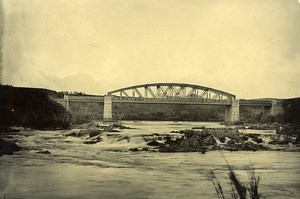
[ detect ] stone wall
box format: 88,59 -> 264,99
69,101 -> 104,124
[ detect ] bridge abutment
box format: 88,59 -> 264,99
63,94 -> 70,112
103,96 -> 113,121
263,100 -> 283,117
225,99 -> 240,123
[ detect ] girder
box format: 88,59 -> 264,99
187,88 -> 196,98
134,88 -> 143,98
147,86 -> 157,98
57,94 -> 274,108
107,83 -> 236,104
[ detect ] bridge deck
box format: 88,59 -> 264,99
58,95 -> 273,106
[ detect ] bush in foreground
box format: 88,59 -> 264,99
199,163 -> 261,199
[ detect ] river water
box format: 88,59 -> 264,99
0,121 -> 299,199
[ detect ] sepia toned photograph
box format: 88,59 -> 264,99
0,0 -> 300,198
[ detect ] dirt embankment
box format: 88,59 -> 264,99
0,85 -> 71,129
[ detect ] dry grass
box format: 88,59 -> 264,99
198,162 -> 262,199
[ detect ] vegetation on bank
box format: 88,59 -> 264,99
0,85 -> 71,129
242,98 -> 300,134
252,99 -> 300,142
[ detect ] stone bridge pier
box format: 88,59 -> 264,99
224,99 -> 240,123
103,96 -> 113,121
263,100 -> 283,117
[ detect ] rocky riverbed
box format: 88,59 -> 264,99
157,128 -> 299,152
1,121 -> 299,199
60,122 -> 300,153
1,122 -> 299,157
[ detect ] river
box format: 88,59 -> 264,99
0,121 -> 299,199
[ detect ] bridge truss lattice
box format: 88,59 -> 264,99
107,83 -> 236,105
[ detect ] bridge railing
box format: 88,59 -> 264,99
67,95 -> 104,102
111,95 -> 232,104
239,99 -> 272,106
56,94 -> 274,106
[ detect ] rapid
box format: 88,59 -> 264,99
0,121 -> 299,199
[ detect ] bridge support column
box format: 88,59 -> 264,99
225,99 -> 240,123
63,94 -> 70,112
263,100 -> 283,116
103,96 -> 113,121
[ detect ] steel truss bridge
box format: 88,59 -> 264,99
55,83 -> 279,122
107,83 -> 272,106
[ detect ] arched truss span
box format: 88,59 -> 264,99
107,83 -> 235,104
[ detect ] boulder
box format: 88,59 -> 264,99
219,137 -> 226,143
65,131 -> 84,137
147,140 -> 161,146
72,122 -> 99,129
158,128 -> 272,152
129,148 -> 139,152
241,135 -> 249,141
192,126 -> 206,130
268,139 -> 289,145
84,135 -> 102,144
66,129 -> 103,137
202,134 -> 217,145
181,129 -> 198,138
247,134 -> 259,139
111,124 -> 132,129
252,137 -> 264,144
88,129 -> 103,137
183,130 -> 216,145
164,136 -> 183,146
241,142 -> 268,151
210,128 -> 240,140
159,145 -> 177,152
159,129 -> 217,152
227,139 -> 236,145
142,147 -> 149,151
0,138 -> 21,156
37,150 -> 51,154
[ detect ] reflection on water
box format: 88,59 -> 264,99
0,121 -> 299,199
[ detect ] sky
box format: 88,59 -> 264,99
1,0 -> 300,99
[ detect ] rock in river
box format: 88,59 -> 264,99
37,150 -> 51,154
66,129 -> 103,137
84,135 -> 102,144
0,138 -> 21,156
147,140 -> 162,146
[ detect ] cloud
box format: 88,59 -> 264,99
37,72 -> 105,95
2,0 -> 300,98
